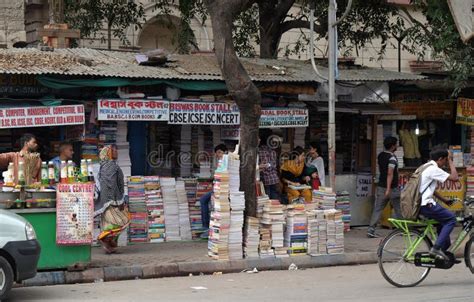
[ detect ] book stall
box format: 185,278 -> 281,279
0,104 -> 94,270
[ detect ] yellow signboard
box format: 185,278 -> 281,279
456,98 -> 474,126
436,169 -> 466,211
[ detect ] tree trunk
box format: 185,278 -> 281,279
204,0 -> 261,217
259,30 -> 281,59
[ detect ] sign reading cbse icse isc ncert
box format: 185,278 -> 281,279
98,99 -> 169,121
168,101 -> 240,125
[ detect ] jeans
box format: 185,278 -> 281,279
419,203 -> 456,251
200,191 -> 212,229
264,184 -> 281,201
368,187 -> 402,232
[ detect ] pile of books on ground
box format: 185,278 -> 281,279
335,191 -> 351,232
176,180 -> 192,240
285,204 -> 308,256
161,177 -> 181,241
208,172 -> 231,260
229,156 -> 245,260
326,209 -> 344,254
181,178 -> 205,239
262,200 -> 287,258
128,176 -> 148,243
243,216 -> 260,258
312,188 -> 336,209
145,176 -> 165,243
259,224 -> 274,258
307,209 -> 344,255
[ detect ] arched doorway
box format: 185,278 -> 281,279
137,15 -> 197,53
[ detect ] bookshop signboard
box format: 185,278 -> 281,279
456,98 -> 474,126
260,108 -> 308,128
98,99 -> 169,121
0,105 -> 85,129
56,183 -> 94,245
169,101 -> 240,125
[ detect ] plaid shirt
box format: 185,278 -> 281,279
258,145 -> 280,186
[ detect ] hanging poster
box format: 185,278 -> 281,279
456,98 -> 474,126
260,108 -> 308,128
0,105 -> 85,129
56,183 -> 94,245
169,101 -> 240,125
356,173 -> 372,198
98,99 -> 169,121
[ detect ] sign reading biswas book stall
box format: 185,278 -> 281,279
0,105 -> 85,128
98,99 -> 169,121
56,183 -> 94,245
169,101 -> 240,125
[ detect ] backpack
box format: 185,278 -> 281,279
400,163 -> 434,220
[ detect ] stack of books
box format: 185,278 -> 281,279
176,180 -> 192,240
326,209 -> 345,254
161,177 -> 181,241
243,216 -> 260,258
394,146 -> 405,169
259,225 -> 274,258
128,176 -> 148,243
261,200 -> 286,257
335,191 -> 351,232
450,145 -> 464,167
312,188 -> 336,210
285,204 -> 308,256
181,178 -> 205,239
257,195 -> 270,219
99,121 -> 118,146
467,167 -> 474,197
208,172 -> 231,260
229,156 -> 245,260
145,176 -> 165,243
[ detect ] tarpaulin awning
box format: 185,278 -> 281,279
36,76 -> 228,91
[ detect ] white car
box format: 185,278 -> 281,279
0,210 -> 41,300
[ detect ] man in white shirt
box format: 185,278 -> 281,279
419,148 -> 458,260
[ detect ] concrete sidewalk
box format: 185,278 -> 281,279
20,227 -> 468,287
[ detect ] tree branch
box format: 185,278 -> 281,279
400,7 -> 431,37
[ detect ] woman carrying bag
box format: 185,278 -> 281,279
94,145 -> 129,254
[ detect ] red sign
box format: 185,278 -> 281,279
0,105 -> 85,129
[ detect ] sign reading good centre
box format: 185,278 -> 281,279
0,105 -> 85,129
98,99 -> 169,121
260,108 -> 308,128
169,101 -> 240,125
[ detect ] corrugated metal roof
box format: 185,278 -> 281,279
0,48 -> 425,83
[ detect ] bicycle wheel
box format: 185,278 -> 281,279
378,229 -> 432,287
465,236 -> 474,274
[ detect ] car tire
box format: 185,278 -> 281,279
0,255 -> 14,300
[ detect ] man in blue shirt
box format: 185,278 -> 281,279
51,141 -> 74,182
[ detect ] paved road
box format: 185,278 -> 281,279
5,264 -> 473,302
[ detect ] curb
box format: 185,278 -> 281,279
19,252 -> 379,287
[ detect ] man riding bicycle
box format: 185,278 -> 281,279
419,147 -> 458,260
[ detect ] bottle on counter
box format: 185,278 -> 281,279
87,159 -> 94,182
60,160 -> 67,184
80,159 -> 88,182
41,161 -> 48,185
18,159 -> 25,186
48,161 -> 55,186
6,162 -> 14,186
67,160 -> 75,183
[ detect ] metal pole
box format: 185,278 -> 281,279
328,0 -> 337,190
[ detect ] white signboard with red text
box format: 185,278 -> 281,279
169,101 -> 240,125
97,99 -> 169,121
259,108 -> 308,128
0,105 -> 85,129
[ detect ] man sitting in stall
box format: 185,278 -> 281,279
51,141 -> 75,182
0,133 -> 42,185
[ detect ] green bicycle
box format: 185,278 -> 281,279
377,197 -> 474,287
